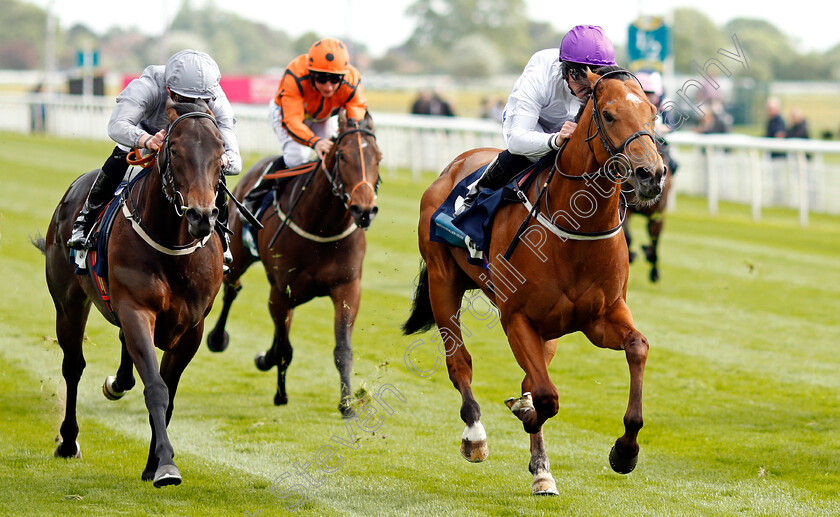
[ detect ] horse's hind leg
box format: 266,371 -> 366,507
206,279 -> 243,352
427,259 -> 487,462
53,299 -> 91,459
642,213 -> 663,282
103,329 -> 135,400
329,281 -> 360,418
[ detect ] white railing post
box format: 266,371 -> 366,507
707,146 -> 718,216
798,151 -> 809,227
750,148 -> 762,221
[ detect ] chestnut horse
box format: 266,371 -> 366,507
403,69 -> 665,495
206,111 -> 380,417
622,138 -> 673,282
36,100 -> 225,486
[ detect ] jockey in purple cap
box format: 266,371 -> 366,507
456,25 -> 617,215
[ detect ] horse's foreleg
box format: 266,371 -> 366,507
329,281 -> 360,419
426,262 -> 486,462
206,280 -> 243,352
643,213 -> 663,282
119,309 -> 178,486
586,305 -> 648,474
103,329 -> 135,400
53,300 -> 91,459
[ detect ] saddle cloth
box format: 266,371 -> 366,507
429,154 -> 551,267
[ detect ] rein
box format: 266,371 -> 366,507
267,126 -> 378,247
122,111 -> 221,256
504,70 -> 647,259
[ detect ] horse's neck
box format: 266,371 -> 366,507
292,164 -> 352,231
550,137 -> 622,231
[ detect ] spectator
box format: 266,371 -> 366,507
787,108 -> 809,139
765,97 -> 786,159
411,89 -> 454,116
697,103 -> 730,134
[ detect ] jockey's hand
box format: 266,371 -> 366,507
141,129 -> 166,152
220,154 -> 230,171
314,139 -> 333,160
554,121 -> 577,146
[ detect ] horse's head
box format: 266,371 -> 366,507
324,110 -> 381,229
585,69 -> 666,205
161,98 -> 225,239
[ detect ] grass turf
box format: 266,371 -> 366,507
1,131 -> 839,516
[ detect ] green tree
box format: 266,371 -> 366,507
0,0 -> 47,69
672,8 -> 727,74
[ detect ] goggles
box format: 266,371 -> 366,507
312,72 -> 343,85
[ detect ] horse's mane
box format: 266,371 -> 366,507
170,99 -> 210,116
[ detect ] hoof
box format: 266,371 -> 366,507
102,376 -> 126,401
153,464 -> 182,488
504,392 -> 534,419
609,443 -> 638,474
460,422 -> 489,463
54,440 -> 81,459
255,352 -> 273,371
650,267 -> 660,283
274,392 -> 288,406
532,471 -> 559,496
339,404 -> 355,419
206,328 -> 229,352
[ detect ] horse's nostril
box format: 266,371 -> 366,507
635,167 -> 651,181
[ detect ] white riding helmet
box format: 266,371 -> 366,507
164,49 -> 220,100
636,70 -> 664,97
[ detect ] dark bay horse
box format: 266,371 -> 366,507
36,99 -> 225,487
206,111 -> 380,417
403,69 -> 665,495
621,137 -> 673,282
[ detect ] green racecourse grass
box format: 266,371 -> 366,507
1,131 -> 840,516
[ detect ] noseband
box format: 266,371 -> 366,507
157,111 -> 220,216
321,127 -> 379,210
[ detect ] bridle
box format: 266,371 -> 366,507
506,69 -> 657,256
321,126 -> 380,210
156,111 -> 220,217
121,110 -> 222,255
556,69 -> 656,183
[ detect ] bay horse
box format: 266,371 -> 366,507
206,111 -> 380,417
403,69 -> 665,495
35,99 -> 225,487
621,153 -> 672,283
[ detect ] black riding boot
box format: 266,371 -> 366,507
67,147 -> 129,250
242,156 -> 284,217
215,179 -> 233,265
455,150 -> 529,216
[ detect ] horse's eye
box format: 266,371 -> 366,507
603,111 -> 615,123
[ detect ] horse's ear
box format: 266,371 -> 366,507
165,97 -> 178,123
196,98 -> 214,117
361,111 -> 374,131
586,69 -> 601,88
338,109 -> 348,131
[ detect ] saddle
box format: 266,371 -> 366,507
239,158 -> 320,258
71,169 -> 152,322
430,153 -> 551,267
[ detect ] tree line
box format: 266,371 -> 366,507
2,0 -> 838,81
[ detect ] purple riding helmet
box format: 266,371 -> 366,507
559,25 -> 616,67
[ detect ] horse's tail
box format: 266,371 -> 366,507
30,232 -> 46,255
402,260 -> 436,335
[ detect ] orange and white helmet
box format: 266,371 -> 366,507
307,38 -> 350,75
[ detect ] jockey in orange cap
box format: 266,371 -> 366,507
270,38 -> 368,168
